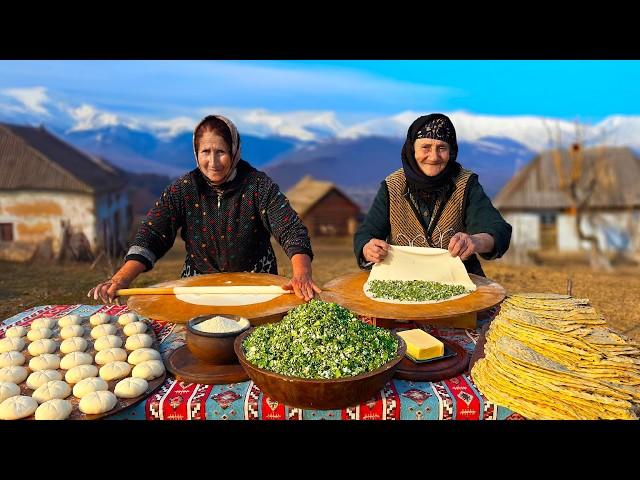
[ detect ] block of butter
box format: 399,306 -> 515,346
397,329 -> 444,361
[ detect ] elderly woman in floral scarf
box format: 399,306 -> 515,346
90,115 -> 320,303
354,113 -> 512,276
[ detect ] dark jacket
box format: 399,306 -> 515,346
353,174 -> 511,276
126,160 -> 313,277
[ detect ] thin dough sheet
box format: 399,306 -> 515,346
364,245 -> 477,304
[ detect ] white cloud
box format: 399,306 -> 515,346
147,116 -> 196,139
1,86 -> 50,115
65,103 -> 135,132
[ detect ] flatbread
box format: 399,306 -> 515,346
363,245 -> 476,304
173,285 -> 285,306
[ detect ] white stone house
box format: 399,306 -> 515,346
494,147 -> 640,257
0,123 -> 131,261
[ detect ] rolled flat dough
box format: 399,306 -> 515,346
173,285 -> 286,306
364,245 -> 477,305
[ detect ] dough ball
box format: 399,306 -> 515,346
31,380 -> 71,404
28,354 -> 61,371
91,324 -> 117,339
60,325 -> 85,340
127,348 -> 161,365
131,360 -> 165,381
125,334 -> 153,351
117,312 -> 139,326
60,352 -> 93,370
99,361 -> 131,381
26,370 -> 63,390
0,381 -> 21,403
0,337 -> 25,354
27,328 -> 53,341
89,312 -> 112,326
27,339 -> 58,356
79,390 -> 117,414
0,351 -> 25,368
0,366 -> 28,384
123,321 -> 147,336
114,377 -> 148,399
94,335 -> 123,351
95,348 -> 127,365
65,364 -> 99,384
31,318 -> 57,330
35,398 -> 73,420
72,377 -> 108,398
58,314 -> 84,327
5,325 -> 27,338
0,395 -> 38,419
60,337 -> 88,354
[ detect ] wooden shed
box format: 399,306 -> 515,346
286,175 -> 361,237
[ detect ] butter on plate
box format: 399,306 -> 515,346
397,329 -> 444,361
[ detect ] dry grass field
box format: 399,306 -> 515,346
1,236 -> 638,340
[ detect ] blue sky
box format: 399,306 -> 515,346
1,60 -> 638,125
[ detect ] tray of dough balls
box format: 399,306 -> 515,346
0,311 -> 166,420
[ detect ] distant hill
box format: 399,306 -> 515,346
61,126 -> 300,178
263,136 -> 535,211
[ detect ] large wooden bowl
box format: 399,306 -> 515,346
234,329 -> 407,410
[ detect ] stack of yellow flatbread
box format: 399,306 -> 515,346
471,293 -> 640,420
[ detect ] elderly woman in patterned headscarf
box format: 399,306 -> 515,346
89,115 -> 321,303
353,113 -> 512,276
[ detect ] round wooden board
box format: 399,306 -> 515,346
319,272 -> 506,322
126,273 -> 305,324
393,336 -> 470,382
165,345 -> 249,385
14,317 -> 165,420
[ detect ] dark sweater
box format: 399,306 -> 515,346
126,160 -> 313,277
353,174 -> 511,276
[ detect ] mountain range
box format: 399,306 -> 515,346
3,103 -> 640,213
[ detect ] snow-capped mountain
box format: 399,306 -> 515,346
3,87 -> 640,213
338,110 -> 640,153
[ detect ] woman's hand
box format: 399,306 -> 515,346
283,272 -> 322,301
87,277 -> 131,305
86,259 -> 147,305
362,238 -> 390,263
284,253 -> 322,301
449,232 -> 483,260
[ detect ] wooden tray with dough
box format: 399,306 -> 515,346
319,271 -> 506,324
14,318 -> 165,420
126,272 -> 305,324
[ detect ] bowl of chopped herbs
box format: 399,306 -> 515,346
234,299 -> 406,410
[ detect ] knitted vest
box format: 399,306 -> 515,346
385,167 -> 474,249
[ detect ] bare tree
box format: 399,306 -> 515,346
545,121 -> 613,271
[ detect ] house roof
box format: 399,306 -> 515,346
285,175 -> 360,216
0,123 -> 126,194
493,146 -> 640,210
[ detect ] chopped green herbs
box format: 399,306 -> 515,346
242,299 -> 398,379
367,279 -> 469,302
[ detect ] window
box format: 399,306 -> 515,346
0,223 -> 13,242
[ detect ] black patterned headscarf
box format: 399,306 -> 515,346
401,113 -> 461,192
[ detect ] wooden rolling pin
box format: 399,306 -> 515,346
116,285 -> 292,296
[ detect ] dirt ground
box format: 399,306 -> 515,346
1,237 -> 638,340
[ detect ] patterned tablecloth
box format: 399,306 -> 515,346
1,304 -> 520,420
